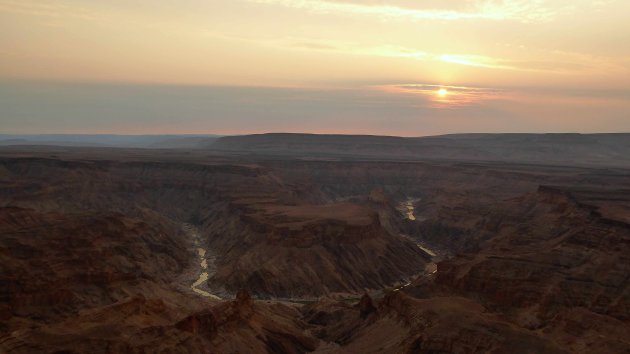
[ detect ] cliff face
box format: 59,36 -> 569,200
0,206 -> 199,352
300,291 -> 568,354
0,207 -> 189,319
210,133 -> 630,167
207,203 -> 429,298
0,197 -> 322,353
2,148 -> 630,353
2,288 -> 320,354
175,289 -> 320,354
0,157 -> 430,299
431,186 -> 630,352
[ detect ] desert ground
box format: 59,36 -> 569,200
1,134 -> 629,353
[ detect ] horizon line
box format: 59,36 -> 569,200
2,132 -> 630,138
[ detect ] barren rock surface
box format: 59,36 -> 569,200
1,143 -> 630,353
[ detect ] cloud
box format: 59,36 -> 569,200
435,54 -> 588,72
0,0 -> 93,20
245,0 -> 560,23
376,84 -> 505,108
287,40 -> 342,51
438,54 -> 511,69
320,0 -> 472,11
351,45 -> 429,60
280,40 -> 595,73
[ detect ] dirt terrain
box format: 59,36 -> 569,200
1,137 -> 629,353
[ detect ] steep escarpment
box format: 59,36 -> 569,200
0,207 -> 189,317
0,158 -> 268,222
3,148 -> 630,353
0,157 -> 431,299
211,133 -> 630,167
268,159 -> 629,256
0,206 -> 194,350
1,289 -> 320,354
431,186 -> 630,352
301,292 -> 567,354
202,200 -> 430,298
175,290 -> 319,353
0,197 -> 324,353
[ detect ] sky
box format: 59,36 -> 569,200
1,0 -> 629,136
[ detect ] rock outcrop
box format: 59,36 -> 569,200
2,146 -> 630,353
432,186 -> 630,352
206,201 -> 430,298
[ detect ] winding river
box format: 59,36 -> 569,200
183,224 -> 221,300
399,198 -> 438,258
404,200 -> 416,221
179,200 -> 438,302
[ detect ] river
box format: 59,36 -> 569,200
404,200 -> 416,221
398,198 -> 438,258
182,224 -> 221,300
180,200 -> 437,302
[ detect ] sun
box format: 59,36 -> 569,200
437,88 -> 448,98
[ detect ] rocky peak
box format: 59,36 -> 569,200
175,310 -> 218,337
233,289 -> 254,317
368,188 -> 388,204
358,293 -> 376,318
235,289 -> 251,303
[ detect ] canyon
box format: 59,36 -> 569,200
0,133 -> 629,353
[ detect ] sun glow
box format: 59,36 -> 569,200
375,84 -> 505,109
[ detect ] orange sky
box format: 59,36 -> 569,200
1,0 -> 629,135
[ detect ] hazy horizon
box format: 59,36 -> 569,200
2,1 -> 630,135
2,131 -> 630,138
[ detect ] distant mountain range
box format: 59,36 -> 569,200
209,133 -> 630,167
0,134 -> 221,149
2,132 -> 629,167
